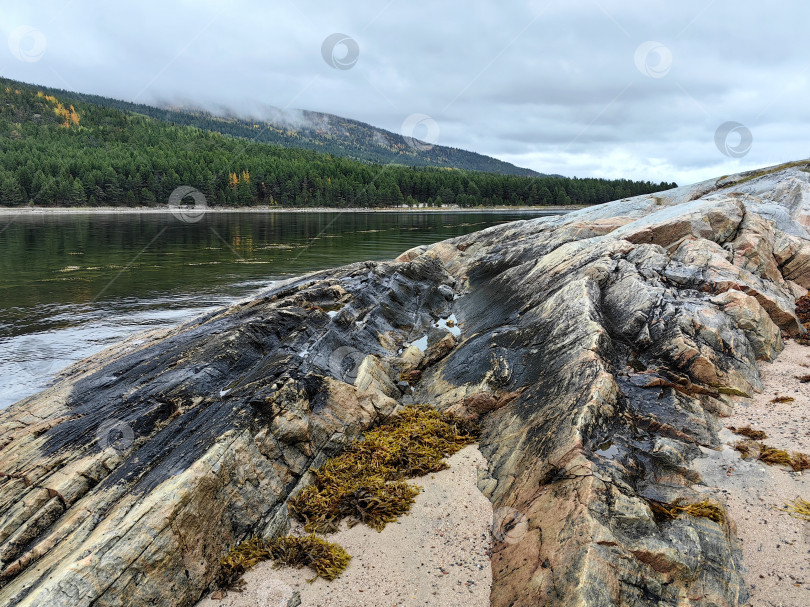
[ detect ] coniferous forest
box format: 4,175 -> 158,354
0,78 -> 677,208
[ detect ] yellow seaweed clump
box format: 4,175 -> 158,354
268,534 -> 351,581
758,444 -> 794,467
214,405 -> 477,592
732,440 -> 810,472
732,441 -> 752,457
289,404 -> 479,533
728,425 -> 768,440
782,498 -> 810,522
648,499 -> 726,525
215,537 -> 272,590
216,534 -> 351,591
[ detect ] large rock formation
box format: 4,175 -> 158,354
2,160 -> 810,606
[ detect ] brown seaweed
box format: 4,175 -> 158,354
289,404 -> 478,533
648,498 -> 726,525
216,534 -> 350,590
728,425 -> 768,440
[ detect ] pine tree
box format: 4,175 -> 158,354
70,178 -> 87,205
140,188 -> 156,205
1,176 -> 24,206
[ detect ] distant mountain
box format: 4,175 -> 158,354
12,82 -> 542,176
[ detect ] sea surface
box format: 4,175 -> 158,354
0,210 -> 560,408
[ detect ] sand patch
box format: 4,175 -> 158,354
197,445 -> 493,607
694,340 -> 810,607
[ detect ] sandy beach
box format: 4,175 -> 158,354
694,339 -> 810,607
197,445 -> 493,607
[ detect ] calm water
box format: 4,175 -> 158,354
0,210 -> 558,408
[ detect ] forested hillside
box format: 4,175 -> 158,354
0,79 -> 677,208
39,86 -> 544,176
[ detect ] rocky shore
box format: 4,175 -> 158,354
2,160 -> 810,606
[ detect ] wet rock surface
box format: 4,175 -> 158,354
3,160 -> 810,606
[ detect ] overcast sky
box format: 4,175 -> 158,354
1,1 -> 807,184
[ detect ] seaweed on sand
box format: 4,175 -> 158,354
732,441 -> 752,457
728,425 -> 768,440
215,534 -> 350,590
732,440 -> 810,471
289,404 -> 479,533
268,534 -> 351,581
781,498 -> 810,522
758,444 -> 796,467
790,451 -> 810,472
214,405 -> 478,592
215,537 -> 271,591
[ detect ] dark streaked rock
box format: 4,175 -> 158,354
3,160 -> 810,606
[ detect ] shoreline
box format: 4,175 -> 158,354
0,205 -> 582,216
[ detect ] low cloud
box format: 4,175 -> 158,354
2,0 -> 808,184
